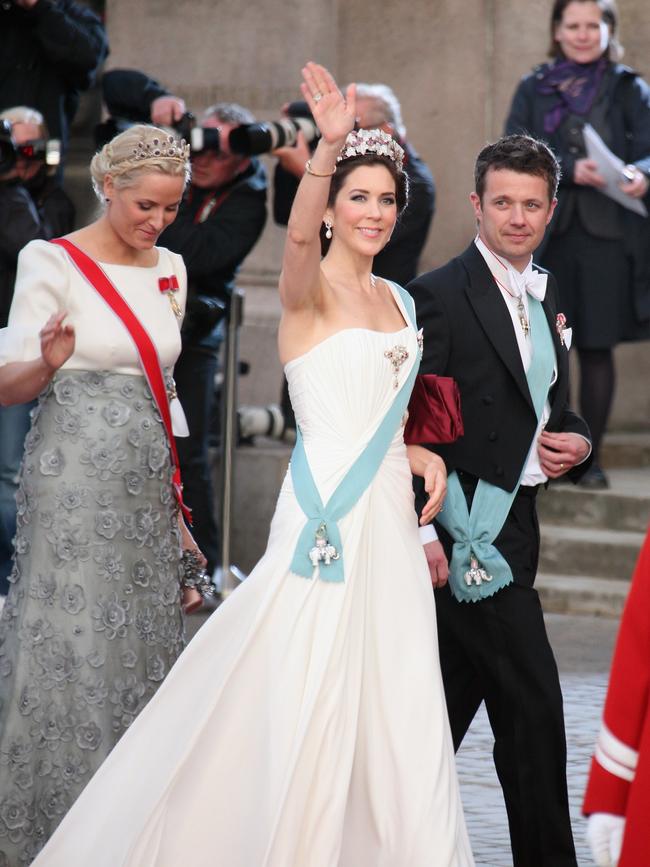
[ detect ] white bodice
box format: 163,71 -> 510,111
0,239 -> 187,376
284,285 -> 418,504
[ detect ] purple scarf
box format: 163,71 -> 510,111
537,58 -> 608,134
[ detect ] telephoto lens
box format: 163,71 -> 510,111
228,116 -> 320,157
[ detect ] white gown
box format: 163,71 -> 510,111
33,284 -> 474,867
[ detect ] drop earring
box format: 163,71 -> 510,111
325,219 -> 333,240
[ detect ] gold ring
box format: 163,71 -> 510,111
560,462 -> 564,470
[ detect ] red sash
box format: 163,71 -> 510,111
50,238 -> 192,523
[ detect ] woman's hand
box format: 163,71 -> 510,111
39,312 -> 75,372
300,62 -> 356,146
574,158 -> 606,188
420,454 -> 447,525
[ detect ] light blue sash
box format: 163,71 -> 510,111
435,297 -> 555,602
290,285 -> 418,582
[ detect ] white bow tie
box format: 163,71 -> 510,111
508,267 -> 547,302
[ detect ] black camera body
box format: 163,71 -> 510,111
0,118 -> 61,176
94,111 -> 222,157
173,113 -> 221,156
0,120 -> 15,174
94,101 -> 319,161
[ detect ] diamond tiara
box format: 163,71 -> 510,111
337,128 -> 405,171
132,133 -> 190,163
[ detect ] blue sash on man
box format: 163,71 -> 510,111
436,294 -> 556,602
289,285 -> 419,583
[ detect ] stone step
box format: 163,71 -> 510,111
536,573 -> 629,619
538,469 -> 650,533
539,524 -> 644,582
601,432 -> 650,468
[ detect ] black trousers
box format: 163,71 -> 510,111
174,344 -> 220,573
435,480 -> 577,867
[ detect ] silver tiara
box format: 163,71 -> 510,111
132,133 -> 190,162
337,128 -> 404,171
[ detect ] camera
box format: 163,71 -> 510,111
95,111 -> 222,157
0,119 -> 61,176
0,120 -> 15,174
228,102 -> 320,157
173,113 -> 221,156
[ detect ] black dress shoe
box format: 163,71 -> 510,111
578,464 -> 609,490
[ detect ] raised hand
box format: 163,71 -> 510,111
300,62 -> 356,145
39,312 -> 75,372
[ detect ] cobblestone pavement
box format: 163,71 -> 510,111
457,613 -> 620,866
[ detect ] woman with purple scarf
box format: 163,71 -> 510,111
506,0 -> 650,489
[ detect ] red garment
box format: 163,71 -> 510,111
583,528 -> 650,866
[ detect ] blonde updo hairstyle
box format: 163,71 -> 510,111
90,123 -> 191,204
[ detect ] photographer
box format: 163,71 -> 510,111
102,69 -> 268,575
273,82 -> 436,285
0,0 -> 108,176
0,105 -> 75,596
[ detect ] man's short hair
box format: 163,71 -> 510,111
201,102 -> 255,126
354,83 -> 406,138
474,134 -> 561,203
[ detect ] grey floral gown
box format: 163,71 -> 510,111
0,241 -> 188,864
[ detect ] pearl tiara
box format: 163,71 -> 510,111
337,128 -> 405,171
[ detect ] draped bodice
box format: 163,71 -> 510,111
285,313 -> 418,505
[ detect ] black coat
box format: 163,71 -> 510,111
0,0 -> 108,161
505,62 -> 650,323
0,178 -> 74,327
407,243 -> 591,494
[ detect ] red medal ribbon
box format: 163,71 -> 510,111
158,275 -> 179,293
50,238 -> 192,524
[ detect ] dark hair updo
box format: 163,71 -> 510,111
320,153 -> 409,255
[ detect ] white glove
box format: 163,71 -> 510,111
586,813 -> 625,867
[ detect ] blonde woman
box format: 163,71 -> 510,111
0,124 -> 202,863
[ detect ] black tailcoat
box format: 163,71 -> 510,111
408,242 -> 591,497
406,243 -> 587,866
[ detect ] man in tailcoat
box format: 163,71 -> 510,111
408,135 -> 591,867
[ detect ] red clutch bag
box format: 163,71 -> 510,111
403,374 -> 464,445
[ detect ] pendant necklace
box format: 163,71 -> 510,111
483,245 -> 530,337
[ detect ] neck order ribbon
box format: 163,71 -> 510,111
290,286 -> 418,583
436,295 -> 555,602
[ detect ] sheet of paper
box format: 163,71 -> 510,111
582,123 -> 648,217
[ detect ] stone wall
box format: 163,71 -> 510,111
103,0 -> 650,427
105,0 -> 650,273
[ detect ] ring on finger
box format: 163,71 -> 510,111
560,462 -> 564,470
313,91 -> 323,102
